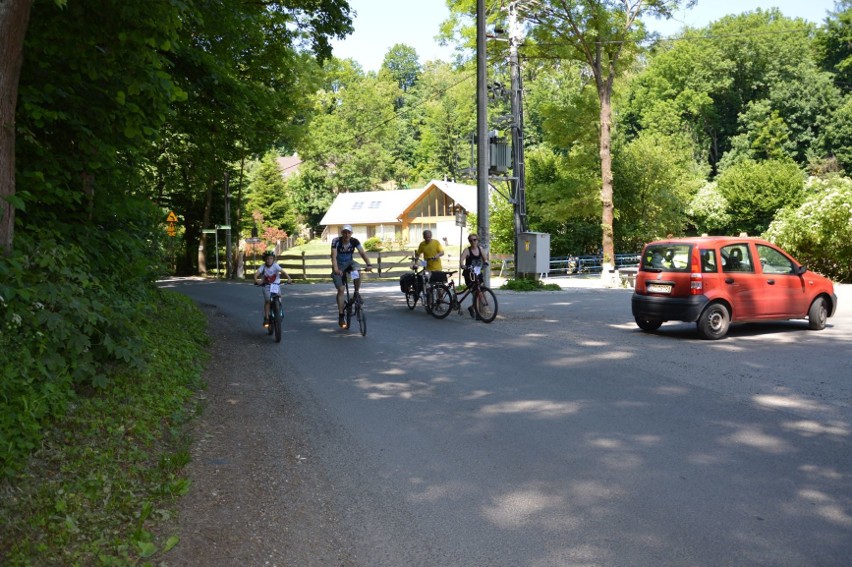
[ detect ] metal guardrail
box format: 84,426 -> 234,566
545,253 -> 641,276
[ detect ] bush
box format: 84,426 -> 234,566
764,176 -> 852,282
500,278 -> 562,291
363,236 -> 383,251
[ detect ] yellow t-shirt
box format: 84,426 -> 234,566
416,239 -> 444,271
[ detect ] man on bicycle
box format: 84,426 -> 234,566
255,250 -> 293,327
331,225 -> 373,328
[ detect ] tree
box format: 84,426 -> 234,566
814,0 -> 852,91
0,0 -> 34,255
716,159 -> 805,235
519,0 -> 695,267
612,131 -> 705,250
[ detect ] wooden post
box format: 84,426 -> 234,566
377,251 -> 383,277
301,251 -> 306,280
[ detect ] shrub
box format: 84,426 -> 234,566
363,236 -> 383,251
764,176 -> 852,282
500,278 -> 562,291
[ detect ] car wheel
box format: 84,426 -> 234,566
635,317 -> 663,332
808,296 -> 827,330
697,303 -> 730,340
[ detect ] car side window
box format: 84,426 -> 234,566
722,244 -> 754,273
700,249 -> 717,272
756,244 -> 795,275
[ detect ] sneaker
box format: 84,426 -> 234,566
468,306 -> 476,319
338,313 -> 346,328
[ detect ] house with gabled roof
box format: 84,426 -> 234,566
320,180 -> 478,249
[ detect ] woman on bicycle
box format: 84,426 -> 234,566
331,225 -> 373,328
255,250 -> 293,327
459,234 -> 489,318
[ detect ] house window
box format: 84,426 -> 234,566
352,201 -> 364,209
369,201 -> 381,208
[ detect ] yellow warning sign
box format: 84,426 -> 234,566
166,211 -> 178,223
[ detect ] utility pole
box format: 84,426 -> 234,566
508,1 -> 528,276
224,171 -> 231,279
476,0 -> 490,286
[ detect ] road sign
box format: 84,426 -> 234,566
202,229 -> 216,234
166,211 -> 178,223
216,225 -> 231,230
245,237 -> 262,243
167,226 -> 176,237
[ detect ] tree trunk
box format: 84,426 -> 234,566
0,0 -> 33,256
598,85 -> 615,266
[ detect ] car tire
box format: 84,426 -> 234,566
635,317 -> 663,332
697,303 -> 730,340
808,296 -> 827,330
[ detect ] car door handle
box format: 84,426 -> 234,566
767,279 -> 775,285
725,278 -> 735,284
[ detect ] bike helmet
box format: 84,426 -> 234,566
262,250 -> 275,259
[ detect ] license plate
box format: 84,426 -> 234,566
269,283 -> 280,294
647,283 -> 672,294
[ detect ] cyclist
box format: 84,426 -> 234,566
459,233 -> 489,318
331,225 -> 373,328
255,250 -> 293,327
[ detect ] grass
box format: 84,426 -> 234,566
0,291 -> 208,566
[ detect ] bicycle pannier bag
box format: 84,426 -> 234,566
400,272 -> 416,293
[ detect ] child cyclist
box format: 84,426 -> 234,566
255,250 -> 293,327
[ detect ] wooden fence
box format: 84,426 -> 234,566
248,250 -> 509,282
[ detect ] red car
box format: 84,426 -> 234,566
631,236 -> 838,339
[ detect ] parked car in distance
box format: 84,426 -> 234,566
631,236 -> 838,340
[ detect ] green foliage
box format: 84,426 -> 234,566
814,1 -> 852,89
686,182 -> 733,235
764,176 -> 852,282
821,94 -> 852,173
500,278 -> 562,291
244,152 -> 298,234
613,132 -> 706,249
363,236 -> 383,251
0,290 -> 208,563
716,159 -> 805,235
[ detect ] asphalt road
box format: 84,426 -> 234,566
168,277 -> 852,566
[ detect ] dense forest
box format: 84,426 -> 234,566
1,0 -> 851,477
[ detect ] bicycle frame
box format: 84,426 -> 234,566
341,266 -> 367,335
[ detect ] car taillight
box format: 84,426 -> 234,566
690,273 -> 703,294
690,247 -> 703,295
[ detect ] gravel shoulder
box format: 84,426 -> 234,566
164,303 -> 354,567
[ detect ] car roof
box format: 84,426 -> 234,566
643,236 -> 773,247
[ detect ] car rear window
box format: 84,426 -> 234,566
641,243 -> 692,272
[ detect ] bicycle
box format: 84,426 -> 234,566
402,258 -> 436,314
429,265 -> 498,323
341,264 -> 369,336
257,281 -> 291,343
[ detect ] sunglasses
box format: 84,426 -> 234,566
469,238 -> 478,242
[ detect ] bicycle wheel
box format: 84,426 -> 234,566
273,299 -> 282,343
266,309 -> 274,335
422,286 -> 433,314
474,286 -> 498,323
356,304 -> 367,336
405,288 -> 418,310
429,284 -> 453,319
